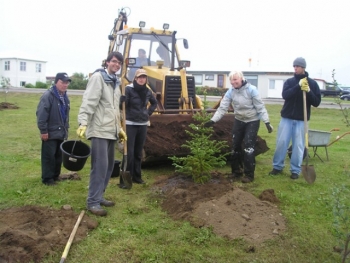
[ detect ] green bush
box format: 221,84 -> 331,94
196,86 -> 228,96
69,72 -> 88,90
24,83 -> 35,89
35,81 -> 49,89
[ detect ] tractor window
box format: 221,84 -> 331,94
118,32 -> 181,80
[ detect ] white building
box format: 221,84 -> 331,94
0,55 -> 47,87
187,69 -> 294,99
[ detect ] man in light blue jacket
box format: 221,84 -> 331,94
205,70 -> 273,183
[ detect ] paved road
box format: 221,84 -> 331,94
5,87 -> 345,109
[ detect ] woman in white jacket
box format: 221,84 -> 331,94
205,70 -> 273,183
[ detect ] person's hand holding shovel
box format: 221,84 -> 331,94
299,77 -> 310,92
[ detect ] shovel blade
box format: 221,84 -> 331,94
121,170 -> 132,189
301,165 -> 316,184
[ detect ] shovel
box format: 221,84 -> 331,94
301,90 -> 316,184
120,86 -> 132,189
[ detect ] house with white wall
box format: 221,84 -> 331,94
313,78 -> 327,90
187,69 -> 294,99
0,55 -> 47,87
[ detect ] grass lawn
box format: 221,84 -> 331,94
0,92 -> 349,263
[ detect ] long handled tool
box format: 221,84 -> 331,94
301,90 -> 316,184
120,86 -> 132,189
59,210 -> 85,263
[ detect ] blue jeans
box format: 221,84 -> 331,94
272,117 -> 305,175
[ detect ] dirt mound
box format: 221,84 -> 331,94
154,172 -> 286,245
0,102 -> 19,110
0,205 -> 98,263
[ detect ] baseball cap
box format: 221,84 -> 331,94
134,68 -> 148,78
55,72 -> 72,83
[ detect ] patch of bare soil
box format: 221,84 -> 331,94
153,172 -> 286,245
0,102 -> 19,110
0,173 -> 285,262
0,205 -> 98,263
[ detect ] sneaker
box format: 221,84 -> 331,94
269,169 -> 283,175
241,177 -> 254,183
100,199 -> 115,207
43,179 -> 57,186
290,173 -> 299,180
87,206 -> 107,216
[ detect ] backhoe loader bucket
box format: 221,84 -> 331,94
142,113 -> 269,166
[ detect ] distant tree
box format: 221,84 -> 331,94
69,72 -> 88,90
1,76 -> 11,102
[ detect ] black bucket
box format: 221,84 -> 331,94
60,140 -> 91,171
111,160 -> 121,178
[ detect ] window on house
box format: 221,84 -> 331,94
20,81 -> 26,86
269,79 -> 286,89
245,75 -> 258,87
20,62 -> 26,71
217,74 -> 224,88
205,74 -> 214,80
193,74 -> 203,85
36,63 -> 41,73
4,61 -> 10,71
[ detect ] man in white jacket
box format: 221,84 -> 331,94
77,51 -> 126,216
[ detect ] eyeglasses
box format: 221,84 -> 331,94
110,59 -> 123,65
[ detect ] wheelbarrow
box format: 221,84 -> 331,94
308,128 -> 350,162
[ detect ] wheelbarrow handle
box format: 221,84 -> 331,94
327,131 -> 350,147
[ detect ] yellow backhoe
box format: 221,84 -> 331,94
105,7 -> 268,165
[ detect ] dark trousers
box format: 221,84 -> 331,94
87,138 -> 115,207
231,119 -> 260,178
126,124 -> 147,180
41,139 -> 63,183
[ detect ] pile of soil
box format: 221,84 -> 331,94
0,206 -> 98,263
154,172 -> 286,245
0,102 -> 19,110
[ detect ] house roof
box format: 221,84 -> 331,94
0,50 -> 46,63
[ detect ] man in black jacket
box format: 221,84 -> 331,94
269,57 -> 321,179
36,73 -> 71,186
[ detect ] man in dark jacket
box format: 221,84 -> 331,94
269,57 -> 321,179
36,72 -> 71,186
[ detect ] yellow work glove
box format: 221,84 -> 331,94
76,125 -> 87,138
118,128 -> 127,143
299,78 -> 310,92
301,83 -> 310,92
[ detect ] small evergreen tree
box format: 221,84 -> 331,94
169,97 -> 229,183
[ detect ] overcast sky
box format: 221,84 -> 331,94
1,0 -> 349,85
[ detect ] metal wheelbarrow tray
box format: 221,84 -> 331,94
308,128 -> 350,162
